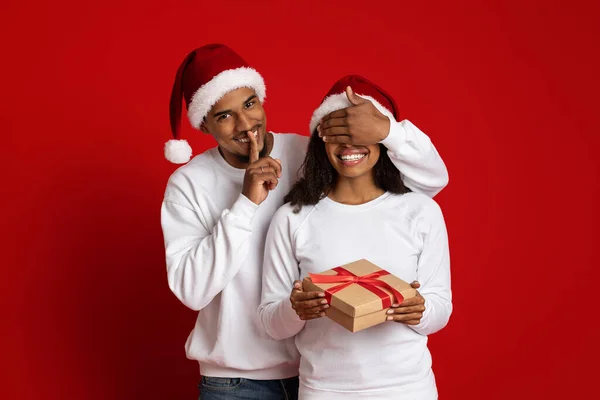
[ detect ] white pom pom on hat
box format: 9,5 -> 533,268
167,44 -> 266,164
164,139 -> 193,164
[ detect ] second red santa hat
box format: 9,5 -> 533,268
309,74 -> 399,135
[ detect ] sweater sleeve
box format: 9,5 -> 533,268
259,206 -> 306,340
380,119 -> 449,198
409,199 -> 452,336
161,184 -> 258,311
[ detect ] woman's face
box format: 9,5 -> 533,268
325,142 -> 381,179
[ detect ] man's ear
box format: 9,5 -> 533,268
199,120 -> 209,134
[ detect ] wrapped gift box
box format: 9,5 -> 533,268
302,259 -> 417,332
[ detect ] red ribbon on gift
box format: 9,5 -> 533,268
308,266 -> 404,309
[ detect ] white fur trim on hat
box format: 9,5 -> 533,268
309,93 -> 395,134
164,139 -> 193,164
187,67 -> 266,128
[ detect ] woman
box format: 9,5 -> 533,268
259,75 -> 452,399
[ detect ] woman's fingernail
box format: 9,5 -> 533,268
386,316 -> 393,321
321,300 -> 328,305
386,309 -> 394,314
392,303 -> 399,307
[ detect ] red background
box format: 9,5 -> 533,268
2,1 -> 599,399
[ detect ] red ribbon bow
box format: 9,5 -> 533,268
308,266 -> 404,309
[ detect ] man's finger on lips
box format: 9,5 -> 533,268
248,131 -> 259,163
386,313 -> 423,322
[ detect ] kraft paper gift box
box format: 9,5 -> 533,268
302,259 -> 417,332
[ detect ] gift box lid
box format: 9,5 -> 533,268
303,259 -> 417,318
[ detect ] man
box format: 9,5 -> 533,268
161,44 -> 448,399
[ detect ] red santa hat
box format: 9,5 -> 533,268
167,44 -> 266,163
309,74 -> 399,134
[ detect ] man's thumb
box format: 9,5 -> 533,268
346,86 -> 367,106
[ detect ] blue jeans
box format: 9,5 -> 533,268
199,376 -> 299,400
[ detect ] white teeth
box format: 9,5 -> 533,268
340,154 -> 366,161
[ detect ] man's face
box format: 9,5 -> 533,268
201,87 -> 268,167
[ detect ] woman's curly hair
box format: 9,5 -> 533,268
284,131 -> 411,212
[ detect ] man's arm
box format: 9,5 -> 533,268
163,134 -> 283,311
162,189 -> 257,311
381,118 -> 449,197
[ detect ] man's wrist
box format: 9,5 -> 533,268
377,115 -> 392,142
380,118 -> 407,149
